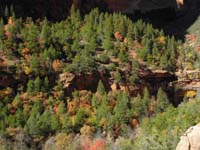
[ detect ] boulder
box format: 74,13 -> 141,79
176,123 -> 200,150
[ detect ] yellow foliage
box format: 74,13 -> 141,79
54,133 -> 74,150
0,87 -> 13,98
80,124 -> 95,136
156,36 -> 166,45
71,116 -> 76,126
186,90 -> 197,98
24,66 -> 32,75
99,118 -> 108,129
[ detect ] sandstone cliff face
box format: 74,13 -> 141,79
176,123 -> 200,150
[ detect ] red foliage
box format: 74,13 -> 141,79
114,32 -> 123,41
185,34 -> 196,43
82,139 -> 106,150
53,105 -> 58,113
130,118 -> 139,128
90,139 -> 106,150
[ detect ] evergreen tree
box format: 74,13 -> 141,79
155,88 -> 169,113
38,109 -> 51,135
40,18 -> 50,45
118,49 -> 128,62
71,38 -> 81,53
110,92 -> 130,130
130,59 -> 139,83
160,54 -> 168,69
34,77 -> 41,93
4,6 -> 10,19
57,102 -> 66,114
127,22 -> 134,42
27,80 -> 34,94
143,87 -> 151,116
15,109 -> 25,127
97,80 -> 106,95
96,94 -> 109,121
43,76 -> 49,92
114,71 -> 121,83
30,54 -> 40,74
71,49 -> 96,73
117,18 -> 126,36
50,114 -> 60,133
25,101 -> 43,136
130,94 -> 144,117
24,22 -> 39,53
0,19 -> 4,40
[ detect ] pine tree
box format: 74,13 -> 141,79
57,102 -> 66,114
130,59 -> 139,83
34,77 -> 41,93
117,18 -> 126,36
25,22 -> 39,53
15,109 -> 25,127
71,38 -> 81,53
27,80 -> 34,94
4,6 -> 10,19
118,49 -> 128,62
38,110 -> 51,135
50,114 -> 59,133
152,43 -> 159,63
40,18 -> 49,45
160,54 -> 168,69
97,80 -> 106,95
43,76 -> 49,92
25,102 -> 43,135
96,94 -> 109,121
111,92 -> 130,128
0,19 -> 4,40
155,87 -> 169,113
143,87 -> 151,116
127,22 -> 134,41
114,71 -> 121,83
130,94 -> 143,117
10,5 -> 15,19
30,54 -> 40,74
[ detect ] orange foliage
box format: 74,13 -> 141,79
89,139 -> 106,150
8,17 -> 14,25
123,37 -> 128,44
53,105 -> 59,113
67,101 -> 76,115
22,47 -> 30,56
114,32 -> 123,41
4,17 -> 15,38
130,118 -> 139,128
82,139 -> 106,150
52,59 -> 63,72
185,34 -> 196,43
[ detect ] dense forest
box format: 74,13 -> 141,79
0,4 -> 200,150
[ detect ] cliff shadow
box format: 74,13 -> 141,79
127,0 -> 200,41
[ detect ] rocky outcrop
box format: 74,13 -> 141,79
59,71 -> 111,94
176,123 -> 200,150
